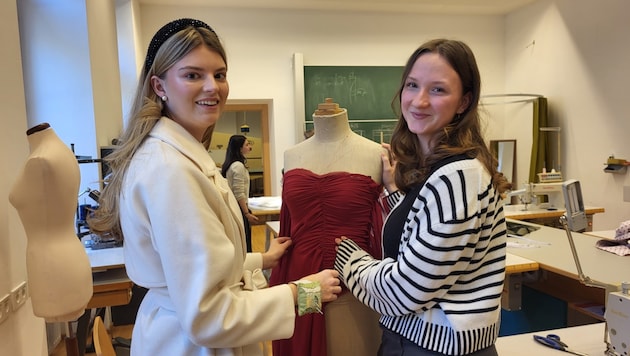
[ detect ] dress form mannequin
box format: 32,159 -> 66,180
272,99 -> 384,356
284,99 -> 384,181
9,123 -> 93,323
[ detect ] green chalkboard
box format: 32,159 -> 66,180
304,66 -> 404,122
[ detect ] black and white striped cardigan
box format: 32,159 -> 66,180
335,158 -> 507,355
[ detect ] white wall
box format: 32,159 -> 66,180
1,0 -> 48,355
505,0 -> 630,229
136,5 -> 506,197
18,0 -> 101,193
115,0 -> 143,123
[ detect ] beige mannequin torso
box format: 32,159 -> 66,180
281,105 -> 385,355
284,109 -> 385,183
9,124 -> 93,322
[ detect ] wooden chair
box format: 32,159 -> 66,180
93,316 -> 116,356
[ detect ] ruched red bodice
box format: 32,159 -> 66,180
269,168 -> 384,356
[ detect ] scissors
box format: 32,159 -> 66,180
533,334 -> 589,356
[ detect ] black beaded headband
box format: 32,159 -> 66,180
143,18 -> 215,76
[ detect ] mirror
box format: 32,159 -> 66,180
483,95 -> 540,189
210,103 -> 271,197
490,139 -> 517,187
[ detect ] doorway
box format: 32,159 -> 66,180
211,102 -> 271,197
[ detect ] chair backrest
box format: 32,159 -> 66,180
93,316 -> 116,356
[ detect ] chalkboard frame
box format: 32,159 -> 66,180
303,66 -> 404,121
302,65 -> 404,143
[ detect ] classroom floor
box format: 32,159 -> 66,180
51,224 -> 270,356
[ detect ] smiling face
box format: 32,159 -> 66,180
151,45 -> 229,141
401,52 -> 470,154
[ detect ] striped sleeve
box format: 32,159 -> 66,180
335,160 -> 505,317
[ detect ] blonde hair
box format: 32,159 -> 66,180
88,23 -> 226,239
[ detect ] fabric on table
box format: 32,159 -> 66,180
269,168 -> 384,356
595,220 -> 630,256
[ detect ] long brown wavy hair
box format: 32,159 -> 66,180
389,39 -> 511,195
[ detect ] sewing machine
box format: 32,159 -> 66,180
508,181 -> 567,210
563,215 -> 630,355
559,179 -> 630,356
605,285 -> 630,356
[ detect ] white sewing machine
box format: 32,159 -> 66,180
559,179 -> 630,356
508,181 -> 566,210
563,216 -> 630,355
605,284 -> 630,356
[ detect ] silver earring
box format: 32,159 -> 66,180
161,95 -> 167,102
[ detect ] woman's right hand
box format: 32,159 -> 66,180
303,269 -> 342,303
381,143 -> 398,193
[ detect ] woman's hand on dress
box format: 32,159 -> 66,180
381,143 -> 398,193
334,236 -> 348,252
303,269 -> 342,303
261,237 -> 292,270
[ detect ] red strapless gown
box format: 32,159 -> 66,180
269,168 -> 384,356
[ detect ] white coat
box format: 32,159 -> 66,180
120,118 -> 295,355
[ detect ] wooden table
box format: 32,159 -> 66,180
504,205 -> 605,231
505,218 -> 630,325
85,247 -> 132,309
505,253 -> 539,274
248,196 -> 281,224
585,230 -> 615,239
265,220 -> 280,250
505,219 -> 628,290
88,268 -> 132,309
250,208 -> 280,224
73,246 -> 133,356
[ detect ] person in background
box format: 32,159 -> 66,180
88,18 -> 341,356
334,39 -> 511,356
222,134 -> 258,252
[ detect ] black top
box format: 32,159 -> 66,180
382,154 -> 471,259
383,184 -> 421,258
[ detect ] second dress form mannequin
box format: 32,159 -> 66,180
9,123 -> 93,323
271,100 -> 384,356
